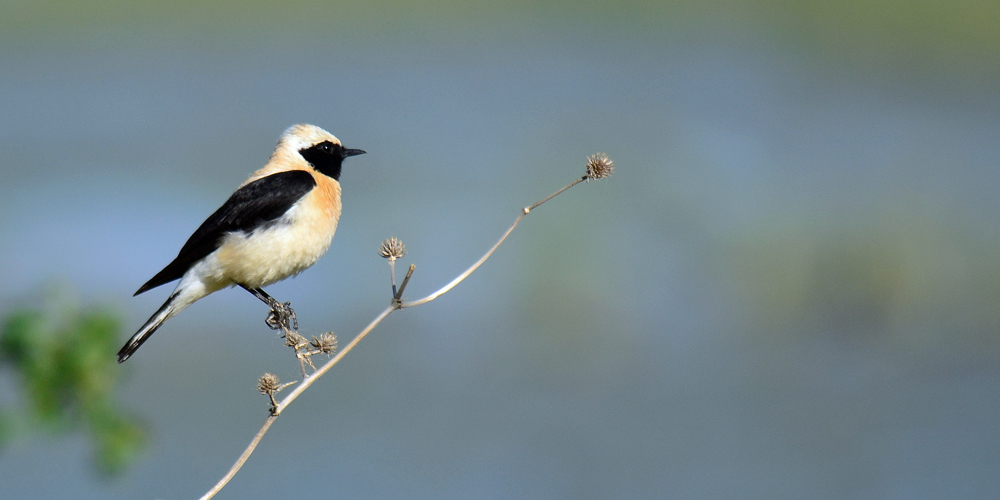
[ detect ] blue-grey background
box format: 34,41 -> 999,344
2,1 -> 999,498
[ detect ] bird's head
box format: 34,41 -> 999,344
276,124 -> 366,181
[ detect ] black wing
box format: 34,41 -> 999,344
134,170 -> 316,295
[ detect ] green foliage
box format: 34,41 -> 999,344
0,302 -> 146,477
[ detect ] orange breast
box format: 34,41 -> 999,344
212,170 -> 342,288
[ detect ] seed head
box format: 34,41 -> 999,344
257,373 -> 280,395
379,237 -> 406,260
284,330 -> 307,348
585,153 -> 614,181
311,332 -> 338,355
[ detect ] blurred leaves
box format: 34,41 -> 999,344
0,299 -> 146,476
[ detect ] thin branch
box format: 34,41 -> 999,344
401,176 -> 584,308
389,259 -> 397,297
395,264 -> 416,302
198,415 -> 277,500
400,213 -> 523,308
197,161 -> 611,500
196,305 -> 393,500
527,176 -> 585,213
275,305 -> 396,414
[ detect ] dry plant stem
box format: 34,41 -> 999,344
389,259 -> 397,297
197,415 -> 277,500
195,309 -> 395,500
275,305 -> 394,413
401,176 -> 585,308
527,176 -> 585,213
198,174 -> 591,500
395,264 -> 416,301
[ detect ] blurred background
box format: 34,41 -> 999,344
1,1 -> 999,498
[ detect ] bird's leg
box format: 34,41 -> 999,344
240,285 -> 299,332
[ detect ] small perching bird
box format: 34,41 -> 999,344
117,124 -> 366,363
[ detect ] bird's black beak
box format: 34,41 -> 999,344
343,148 -> 366,158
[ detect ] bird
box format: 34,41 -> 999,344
117,124 -> 366,363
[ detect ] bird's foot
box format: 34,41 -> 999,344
265,300 -> 299,332
240,285 -> 298,332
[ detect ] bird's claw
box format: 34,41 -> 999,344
265,301 -> 298,332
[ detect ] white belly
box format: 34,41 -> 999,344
211,194 -> 339,289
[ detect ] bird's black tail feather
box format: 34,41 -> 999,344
117,292 -> 177,363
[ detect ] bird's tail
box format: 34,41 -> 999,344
117,292 -> 178,363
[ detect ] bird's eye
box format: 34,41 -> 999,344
320,142 -> 334,154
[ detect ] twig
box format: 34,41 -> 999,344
394,264 -> 416,302
196,155 -> 613,500
197,415 -> 277,500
